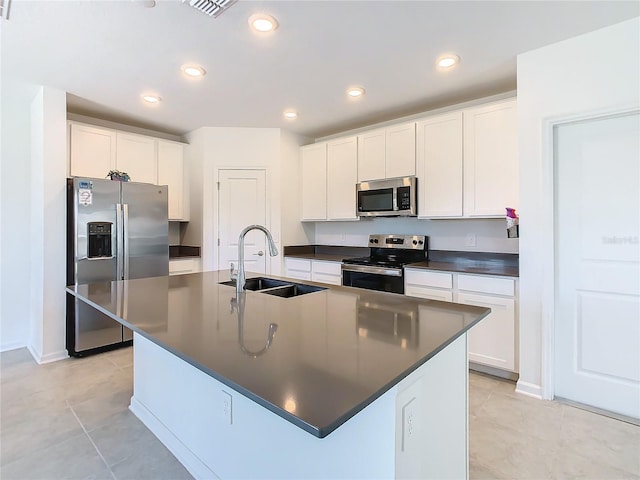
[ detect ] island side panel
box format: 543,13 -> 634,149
395,334 -> 468,480
130,333 -> 397,480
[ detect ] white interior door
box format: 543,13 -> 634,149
218,169 -> 268,275
554,111 -> 640,419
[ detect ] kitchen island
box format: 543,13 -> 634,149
67,270 -> 490,480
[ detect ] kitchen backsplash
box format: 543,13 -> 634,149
169,222 -> 181,245
314,218 -> 518,254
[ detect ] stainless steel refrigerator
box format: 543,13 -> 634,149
66,177 -> 169,357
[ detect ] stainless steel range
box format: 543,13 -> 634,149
341,234 -> 428,294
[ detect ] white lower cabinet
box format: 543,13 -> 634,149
457,291 -> 516,372
285,258 -> 342,285
311,260 -> 342,285
169,258 -> 201,276
405,268 -> 518,374
284,258 -> 312,281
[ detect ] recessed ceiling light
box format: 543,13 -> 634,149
283,110 -> 298,120
142,94 -> 162,104
437,54 -> 460,69
181,64 -> 207,78
249,14 -> 278,33
346,86 -> 365,98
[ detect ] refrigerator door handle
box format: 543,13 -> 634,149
116,203 -> 124,280
123,203 -> 130,279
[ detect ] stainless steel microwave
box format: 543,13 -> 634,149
356,176 -> 417,217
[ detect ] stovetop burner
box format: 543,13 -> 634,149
342,234 -> 428,268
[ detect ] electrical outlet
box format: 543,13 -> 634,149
465,233 -> 477,248
222,390 -> 233,425
340,233 -> 347,243
401,397 -> 418,451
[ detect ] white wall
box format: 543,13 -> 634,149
28,87 -> 68,363
315,218 -> 517,253
279,129 -> 314,248
0,81 -> 37,351
517,17 -> 640,398
183,127 -> 282,273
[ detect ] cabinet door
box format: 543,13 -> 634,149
416,112 -> 463,217
116,132 -> 157,184
357,128 -> 385,182
158,141 -> 187,221
463,99 -> 518,216
69,123 -> 116,179
457,291 -> 516,372
284,257 -> 312,281
385,122 -> 416,178
301,143 -> 327,221
311,260 -> 342,285
327,136 -> 358,220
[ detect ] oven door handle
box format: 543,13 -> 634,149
341,264 -> 403,277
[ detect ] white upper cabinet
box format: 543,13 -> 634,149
157,140 -> 188,221
301,143 -> 328,221
357,129 -> 386,182
463,99 -> 518,217
416,98 -> 518,219
327,136 -> 358,220
385,122 -> 416,179
357,122 -> 416,181
115,132 -> 157,185
416,112 -> 463,217
68,121 -> 189,221
69,123 -> 116,179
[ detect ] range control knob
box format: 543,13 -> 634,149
374,238 -> 379,243
412,240 -> 418,245
370,239 -> 374,243
419,240 -> 424,245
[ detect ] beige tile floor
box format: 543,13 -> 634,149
1,347 -> 638,480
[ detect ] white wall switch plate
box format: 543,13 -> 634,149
222,390 -> 233,425
465,233 -> 477,248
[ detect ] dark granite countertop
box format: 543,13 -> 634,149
407,250 -> 519,277
283,245 -> 369,262
67,270 -> 489,438
284,245 -> 519,277
169,245 -> 201,259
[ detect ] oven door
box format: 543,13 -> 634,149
341,264 -> 404,294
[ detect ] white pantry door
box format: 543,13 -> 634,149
554,111 -> 640,419
218,169 -> 268,275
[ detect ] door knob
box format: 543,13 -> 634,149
254,251 -> 264,256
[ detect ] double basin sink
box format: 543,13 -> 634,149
219,277 -> 327,298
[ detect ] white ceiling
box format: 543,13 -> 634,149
2,1 -> 638,138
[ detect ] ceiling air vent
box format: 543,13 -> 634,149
182,0 -> 238,18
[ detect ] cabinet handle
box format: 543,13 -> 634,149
254,251 -> 264,256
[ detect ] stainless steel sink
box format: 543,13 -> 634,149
219,277 -> 326,297
260,283 -> 326,298
219,277 -> 290,291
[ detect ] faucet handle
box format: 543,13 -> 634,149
229,262 -> 237,280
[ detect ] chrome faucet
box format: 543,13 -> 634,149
229,224 -> 279,295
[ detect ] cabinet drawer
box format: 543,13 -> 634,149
285,258 -> 311,273
311,260 -> 342,276
457,274 -> 514,296
169,258 -> 200,276
405,285 -> 453,302
311,272 -> 341,286
404,269 -> 453,289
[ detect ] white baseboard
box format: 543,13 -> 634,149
129,396 -> 220,480
0,341 -> 26,353
515,380 -> 543,399
27,344 -> 69,364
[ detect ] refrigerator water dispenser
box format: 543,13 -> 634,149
87,222 -> 112,258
